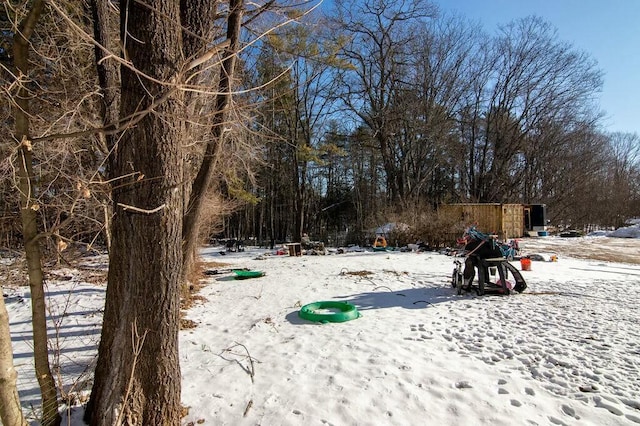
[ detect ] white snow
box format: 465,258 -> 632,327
609,223 -> 640,238
4,231 -> 640,425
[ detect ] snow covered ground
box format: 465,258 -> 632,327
4,226 -> 640,425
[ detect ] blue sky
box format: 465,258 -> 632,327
437,0 -> 639,135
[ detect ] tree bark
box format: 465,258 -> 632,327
0,288 -> 27,426
12,2 -> 61,425
181,0 -> 244,282
84,0 -> 184,424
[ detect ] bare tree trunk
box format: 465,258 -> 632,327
12,2 -> 61,425
84,0 -> 183,424
90,0 -> 120,152
178,0 -> 219,283
181,0 -> 244,282
0,289 -> 27,426
89,0 -> 120,255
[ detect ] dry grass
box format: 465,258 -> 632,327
180,318 -> 198,329
339,269 -> 373,276
572,250 -> 639,264
522,236 -> 640,265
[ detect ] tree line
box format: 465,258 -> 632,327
0,0 -> 639,424
226,0 -> 639,245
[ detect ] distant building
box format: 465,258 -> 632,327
440,203 -> 547,239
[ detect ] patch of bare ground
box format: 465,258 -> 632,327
180,260 -> 232,329
339,269 -> 374,276
520,236 -> 640,265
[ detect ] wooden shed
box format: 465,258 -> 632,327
440,203 -> 525,240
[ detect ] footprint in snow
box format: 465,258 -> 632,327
593,396 -> 624,416
548,416 -> 568,425
624,414 -> 640,424
561,404 -> 579,419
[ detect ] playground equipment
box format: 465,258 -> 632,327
453,225 -> 527,295
460,225 -> 520,260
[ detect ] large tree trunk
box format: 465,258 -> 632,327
0,289 -> 27,426
181,0 -> 244,282
12,2 -> 61,425
84,0 -> 184,424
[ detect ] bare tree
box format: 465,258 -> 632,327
10,1 -> 61,424
86,0 -> 313,421
533,124 -> 607,228
598,132 -> 640,227
89,0 -> 120,252
82,0 -> 186,422
332,0 -> 437,203
182,0 -> 244,281
466,16 -> 603,202
2,0 -> 129,422
400,14 -> 482,204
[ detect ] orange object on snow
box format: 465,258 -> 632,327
373,236 -> 387,248
520,257 -> 532,271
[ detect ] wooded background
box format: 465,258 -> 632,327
2,1 -> 639,255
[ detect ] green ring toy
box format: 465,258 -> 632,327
298,301 -> 360,323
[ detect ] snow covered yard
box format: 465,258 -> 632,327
179,241 -> 640,426
4,235 -> 640,425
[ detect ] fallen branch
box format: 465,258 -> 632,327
243,399 -> 253,417
220,342 -> 258,384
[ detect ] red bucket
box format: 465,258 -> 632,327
520,257 -> 532,271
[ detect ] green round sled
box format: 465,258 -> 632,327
233,269 -> 265,279
298,301 -> 360,323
